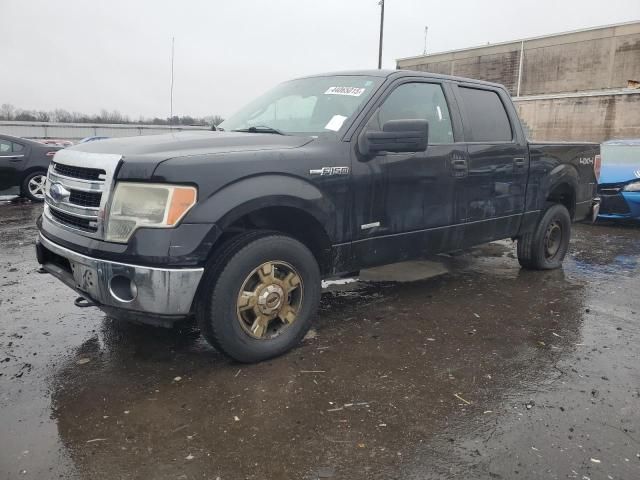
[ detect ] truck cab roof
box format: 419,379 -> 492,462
297,69 -> 506,90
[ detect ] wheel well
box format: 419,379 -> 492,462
547,183 -> 575,219
19,167 -> 48,190
221,206 -> 333,275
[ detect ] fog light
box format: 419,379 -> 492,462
109,275 -> 138,302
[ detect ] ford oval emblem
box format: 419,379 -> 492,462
49,182 -> 70,203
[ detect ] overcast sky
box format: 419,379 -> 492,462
2,0 -> 639,119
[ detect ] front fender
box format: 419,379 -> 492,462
185,174 -> 336,240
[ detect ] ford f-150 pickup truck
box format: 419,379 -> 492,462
36,70 -> 600,362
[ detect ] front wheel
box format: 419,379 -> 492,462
196,232 -> 321,363
517,204 -> 571,270
21,171 -> 47,202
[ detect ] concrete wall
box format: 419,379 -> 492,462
514,92 -> 640,142
399,42 -> 523,95
397,21 -> 640,96
0,121 -> 210,141
397,21 -> 640,142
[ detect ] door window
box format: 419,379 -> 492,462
370,83 -> 454,144
12,142 -> 24,152
0,140 -> 12,153
459,87 -> 512,142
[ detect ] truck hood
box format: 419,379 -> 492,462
67,130 -> 315,180
599,164 -> 640,184
71,130 -> 313,157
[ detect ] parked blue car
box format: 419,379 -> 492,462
598,139 -> 640,220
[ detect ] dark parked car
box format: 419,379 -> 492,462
0,134 -> 62,201
36,70 -> 599,362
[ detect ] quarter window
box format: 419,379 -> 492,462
371,83 -> 454,144
459,87 -> 512,142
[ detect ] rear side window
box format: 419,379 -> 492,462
0,140 -> 11,153
459,87 -> 512,142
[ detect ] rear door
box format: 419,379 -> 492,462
0,138 -> 27,191
454,84 -> 528,245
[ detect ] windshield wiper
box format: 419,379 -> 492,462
232,125 -> 286,135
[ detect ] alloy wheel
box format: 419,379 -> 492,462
28,175 -> 46,200
236,261 -> 303,339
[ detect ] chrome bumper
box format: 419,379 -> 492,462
591,197 -> 601,223
37,234 -> 204,317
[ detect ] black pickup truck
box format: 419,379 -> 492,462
36,70 -> 600,362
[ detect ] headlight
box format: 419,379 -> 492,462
105,183 -> 197,243
623,181 -> 640,192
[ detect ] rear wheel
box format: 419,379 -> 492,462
196,232 -> 321,363
21,171 -> 47,202
517,204 -> 571,270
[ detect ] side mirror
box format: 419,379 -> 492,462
359,119 -> 429,156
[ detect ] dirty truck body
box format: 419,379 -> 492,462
36,70 -> 599,362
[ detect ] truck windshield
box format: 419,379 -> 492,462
219,75 -> 383,136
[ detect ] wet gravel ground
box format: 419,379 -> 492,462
1,200 -> 639,480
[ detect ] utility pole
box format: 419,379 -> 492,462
170,36 -> 175,125
377,0 -> 385,69
423,26 -> 428,55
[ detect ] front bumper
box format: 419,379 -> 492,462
36,233 -> 204,322
598,192 -> 640,220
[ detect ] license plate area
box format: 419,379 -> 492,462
70,261 -> 100,298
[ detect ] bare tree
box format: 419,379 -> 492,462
53,109 -> 73,123
0,103 -> 222,126
14,109 -> 38,121
36,111 -> 50,122
0,103 -> 15,120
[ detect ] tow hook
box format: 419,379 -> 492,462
74,296 -> 97,308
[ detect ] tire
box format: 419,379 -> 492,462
21,170 -> 47,202
517,204 -> 571,270
195,231 -> 321,363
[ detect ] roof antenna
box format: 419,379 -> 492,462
423,26 -> 428,55
169,36 -> 175,127
377,0 -> 385,69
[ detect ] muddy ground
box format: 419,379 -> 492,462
1,200 -> 639,480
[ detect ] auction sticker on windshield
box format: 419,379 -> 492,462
324,115 -> 347,131
324,86 -> 366,96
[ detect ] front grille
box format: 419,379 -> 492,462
53,162 -> 105,181
599,194 -> 631,215
45,150 -> 120,239
68,190 -> 102,208
597,182 -> 625,195
49,208 -> 98,232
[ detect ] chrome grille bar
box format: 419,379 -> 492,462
44,150 -> 122,239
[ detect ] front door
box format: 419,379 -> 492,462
350,80 -> 465,268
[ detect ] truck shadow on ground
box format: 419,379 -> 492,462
48,245 -> 588,479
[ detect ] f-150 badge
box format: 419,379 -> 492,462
309,166 -> 350,176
